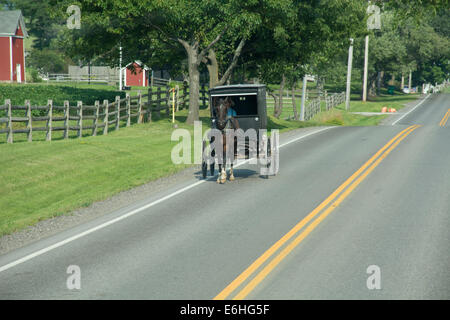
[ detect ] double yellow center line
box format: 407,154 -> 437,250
214,125 -> 421,300
439,109 -> 450,127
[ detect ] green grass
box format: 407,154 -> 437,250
309,108 -> 388,126
346,93 -> 420,113
0,109 -> 197,236
306,93 -> 421,126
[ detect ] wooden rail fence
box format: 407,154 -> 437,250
304,97 -> 322,121
325,92 -> 346,111
0,83 -> 210,144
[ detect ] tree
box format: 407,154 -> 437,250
242,0 -> 367,118
52,0 -> 266,124
27,49 -> 67,74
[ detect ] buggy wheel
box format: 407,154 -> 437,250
202,140 -> 208,179
202,161 -> 208,179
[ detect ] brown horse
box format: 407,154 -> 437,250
213,97 -> 239,184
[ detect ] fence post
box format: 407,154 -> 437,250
6,99 -> 12,143
63,101 -> 69,139
103,100 -> 109,135
155,87 -> 161,119
175,85 -> 180,112
165,86 -> 170,116
182,83 -> 187,110
125,93 -> 131,127
93,100 -> 99,136
46,100 -> 53,141
137,91 -> 143,124
77,101 -> 83,138
148,88 -> 153,122
26,100 -> 32,142
115,96 -> 121,131
126,93 -> 131,127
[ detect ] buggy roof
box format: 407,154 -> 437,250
211,84 -> 265,90
209,84 -> 266,96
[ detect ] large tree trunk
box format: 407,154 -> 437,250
205,38 -> 246,88
177,29 -> 228,123
187,52 -> 200,124
369,79 -> 376,97
183,43 -> 201,124
204,49 -> 219,88
376,71 -> 384,95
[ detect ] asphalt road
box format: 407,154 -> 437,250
0,93 -> 449,299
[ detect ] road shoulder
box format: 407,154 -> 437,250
379,94 -> 429,126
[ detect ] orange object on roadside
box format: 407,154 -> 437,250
381,107 -> 388,113
389,108 -> 397,113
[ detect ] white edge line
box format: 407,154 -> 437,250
391,94 -> 430,126
0,126 -> 335,273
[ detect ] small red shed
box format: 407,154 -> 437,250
0,10 -> 27,83
122,60 -> 150,87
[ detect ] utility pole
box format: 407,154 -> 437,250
363,3 -> 381,102
88,61 -> 91,85
300,74 -> 307,121
119,45 -> 123,91
408,70 -> 412,91
362,35 -> 369,102
346,38 -> 354,110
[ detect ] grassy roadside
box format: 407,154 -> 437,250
0,110 -> 196,236
270,91 -> 421,126
0,90 -> 422,236
307,92 -> 421,126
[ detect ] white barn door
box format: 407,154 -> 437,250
16,64 -> 22,83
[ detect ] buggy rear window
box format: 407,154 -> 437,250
211,94 -> 258,116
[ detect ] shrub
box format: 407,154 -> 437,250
0,84 -> 126,116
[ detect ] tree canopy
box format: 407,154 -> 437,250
1,0 -> 448,120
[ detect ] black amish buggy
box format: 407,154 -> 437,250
201,84 -> 276,182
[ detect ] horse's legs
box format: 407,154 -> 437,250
229,163 -> 235,181
220,157 -> 227,184
217,163 -> 222,183
217,144 -> 227,184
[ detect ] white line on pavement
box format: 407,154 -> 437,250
391,94 -> 430,126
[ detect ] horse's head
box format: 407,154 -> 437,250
214,97 -> 233,130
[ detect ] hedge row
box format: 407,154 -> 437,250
0,84 -> 126,107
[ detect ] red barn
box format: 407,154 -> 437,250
0,10 -> 27,83
122,61 -> 150,87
